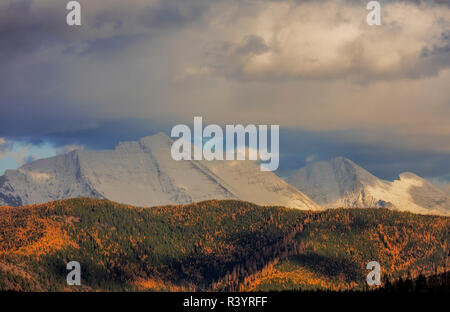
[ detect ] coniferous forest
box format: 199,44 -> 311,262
0,198 -> 448,292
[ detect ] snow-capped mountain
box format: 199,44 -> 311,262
0,133 -> 320,210
286,157 -> 450,216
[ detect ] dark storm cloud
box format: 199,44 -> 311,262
0,0 -> 211,61
0,114 -> 173,171
78,34 -> 144,56
0,0 -> 66,59
42,118 -> 172,150
0,95 -> 96,138
0,0 -> 449,179
0,0 -> 212,138
278,129 -> 450,180
139,0 -> 209,29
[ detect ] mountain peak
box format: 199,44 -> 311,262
0,132 -> 319,210
330,156 -> 368,171
286,157 -> 379,208
287,157 -> 450,215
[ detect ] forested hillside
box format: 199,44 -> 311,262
0,199 -> 448,291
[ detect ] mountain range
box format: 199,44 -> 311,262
1,133 -> 449,216
0,133 -> 318,210
286,157 -> 450,216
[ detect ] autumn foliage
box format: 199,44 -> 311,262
0,198 -> 448,292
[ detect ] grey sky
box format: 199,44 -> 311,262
0,0 -> 449,179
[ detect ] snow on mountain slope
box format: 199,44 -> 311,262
198,159 -> 320,210
0,151 -> 103,207
286,157 -> 450,216
0,133 -> 320,210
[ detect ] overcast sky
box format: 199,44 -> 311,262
0,0 -> 449,180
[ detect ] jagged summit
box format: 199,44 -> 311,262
286,157 -> 378,209
287,157 -> 450,216
0,133 -> 320,210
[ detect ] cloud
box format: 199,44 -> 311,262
198,0 -> 450,81
0,138 -> 88,174
0,140 -> 31,167
0,0 -> 449,178
277,128 -> 450,180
